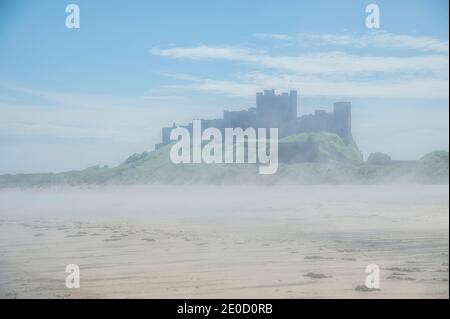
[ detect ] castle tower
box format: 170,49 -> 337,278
256,89 -> 297,136
332,102 -> 353,144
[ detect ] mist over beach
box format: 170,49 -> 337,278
0,184 -> 448,298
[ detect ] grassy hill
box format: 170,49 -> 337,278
279,132 -> 363,163
417,150 -> 449,183
0,133 -> 447,187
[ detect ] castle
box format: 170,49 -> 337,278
155,89 -> 353,149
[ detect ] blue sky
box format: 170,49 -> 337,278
0,0 -> 448,173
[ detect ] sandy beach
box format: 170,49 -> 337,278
0,184 -> 448,298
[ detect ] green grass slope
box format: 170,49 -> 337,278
0,136 -> 447,187
279,132 -> 363,163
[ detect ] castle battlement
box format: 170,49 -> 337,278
155,90 -> 353,150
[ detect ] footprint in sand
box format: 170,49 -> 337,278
432,278 -> 449,282
304,256 -> 333,260
65,234 -> 83,238
110,234 -> 127,238
355,285 -> 380,292
196,242 -> 208,246
4,292 -> 18,298
385,267 -> 421,273
104,237 -> 122,242
304,272 -> 332,279
387,275 -> 416,281
337,249 -> 361,253
433,268 -> 449,273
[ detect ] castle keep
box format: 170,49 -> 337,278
155,89 -> 353,149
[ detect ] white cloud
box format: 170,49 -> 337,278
151,45 -> 448,79
150,46 -> 262,61
254,33 -> 293,41
160,71 -> 449,99
300,31 -> 449,53
258,31 -> 449,53
151,40 -> 449,99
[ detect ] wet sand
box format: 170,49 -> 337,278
0,185 -> 448,298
